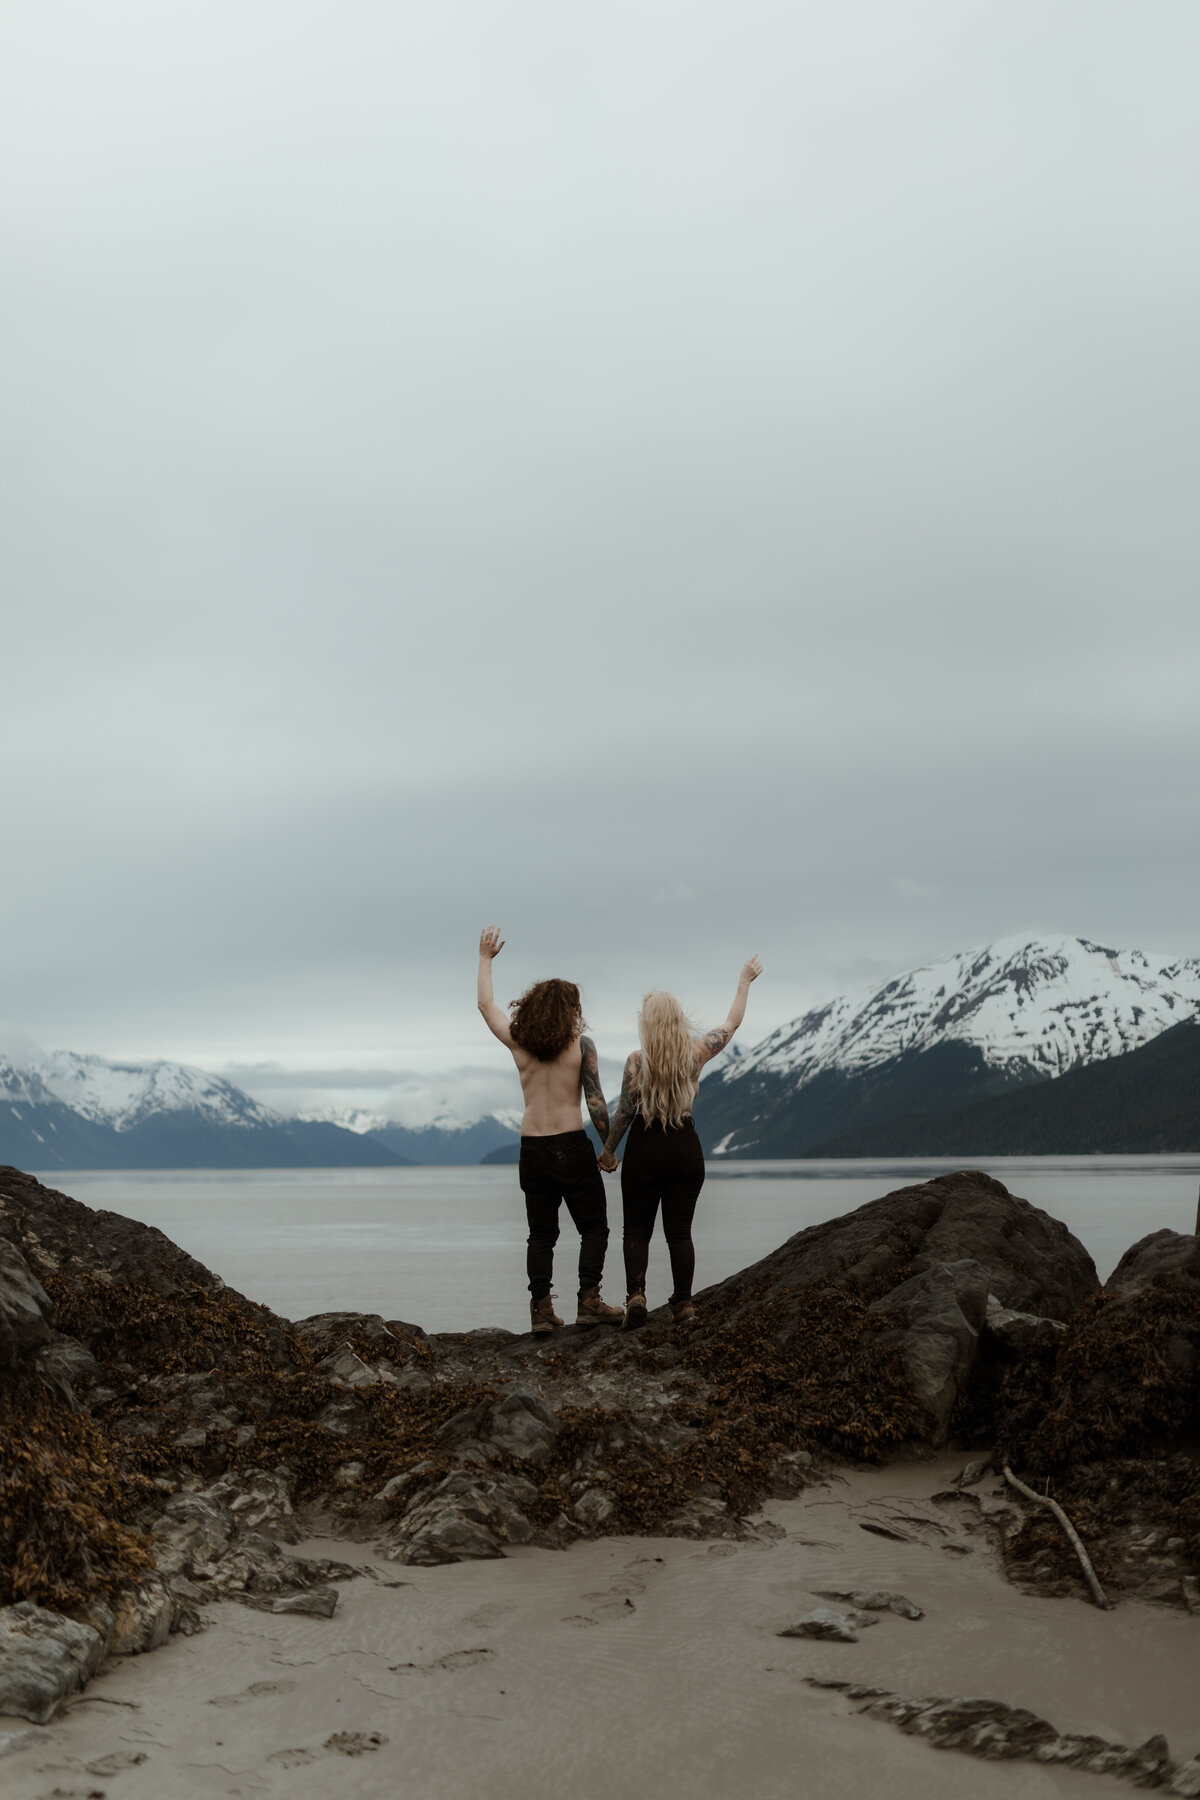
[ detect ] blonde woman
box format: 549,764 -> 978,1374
598,957 -> 762,1328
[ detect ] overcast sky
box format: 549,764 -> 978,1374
4,1 -> 1199,1124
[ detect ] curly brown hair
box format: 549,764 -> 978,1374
509,978 -> 585,1062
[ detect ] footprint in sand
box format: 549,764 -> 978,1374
208,1679 -> 296,1707
267,1748 -> 318,1767
388,1648 -> 495,1674
323,1732 -> 388,1756
84,1752 -> 148,1777
561,1597 -> 637,1626
580,1578 -> 645,1600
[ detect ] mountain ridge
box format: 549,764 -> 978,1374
695,934 -> 1200,1156
0,1051 -> 408,1169
804,1016 -> 1200,1156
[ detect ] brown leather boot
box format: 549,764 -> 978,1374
670,1298 -> 696,1323
575,1287 -> 623,1327
622,1292 -> 649,1332
531,1295 -> 565,1336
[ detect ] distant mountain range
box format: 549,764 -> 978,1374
367,1117 -> 519,1165
0,1050 -> 410,1170
4,934 -> 1196,1170
693,934 -> 1200,1156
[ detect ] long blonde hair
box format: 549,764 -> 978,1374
635,991 -> 697,1128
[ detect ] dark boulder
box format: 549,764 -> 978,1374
690,1170 -> 1098,1444
700,1169 -> 1096,1325
1105,1229 -> 1200,1296
0,1240 -> 56,1370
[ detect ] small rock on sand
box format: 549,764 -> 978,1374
780,1607 -> 879,1642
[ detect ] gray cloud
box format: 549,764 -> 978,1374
4,2 -> 1199,1112
220,1055 -> 625,1128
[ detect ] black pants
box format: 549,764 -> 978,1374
620,1115 -> 705,1303
519,1130 -> 610,1303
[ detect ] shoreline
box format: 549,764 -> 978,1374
3,1454 -> 1196,1799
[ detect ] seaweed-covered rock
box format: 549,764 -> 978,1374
989,1230 -> 1200,1602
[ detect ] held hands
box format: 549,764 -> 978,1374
740,954 -> 763,985
479,925 -> 505,959
597,1150 -> 619,1172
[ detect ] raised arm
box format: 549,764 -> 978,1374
580,1035 -> 610,1145
476,925 -> 514,1046
598,1051 -> 641,1169
695,956 -> 763,1067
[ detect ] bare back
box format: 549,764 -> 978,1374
508,1037 -> 589,1137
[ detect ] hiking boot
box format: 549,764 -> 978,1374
670,1298 -> 696,1324
622,1291 -> 649,1332
531,1295 -> 564,1336
576,1287 -> 623,1327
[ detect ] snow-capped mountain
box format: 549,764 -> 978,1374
1,1048 -> 280,1132
0,1046 -> 409,1170
296,1102 -> 523,1138
727,935 -> 1200,1087
293,1106 -> 522,1166
695,934 -> 1200,1157
0,1044 -> 522,1168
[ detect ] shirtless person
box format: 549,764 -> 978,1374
477,926 -> 623,1334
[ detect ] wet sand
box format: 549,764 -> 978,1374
3,1455 -> 1196,1799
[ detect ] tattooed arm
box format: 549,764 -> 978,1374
694,956 -> 763,1068
597,1051 -> 641,1169
580,1035 -> 610,1144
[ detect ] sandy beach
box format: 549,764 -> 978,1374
4,1454 -> 1196,1800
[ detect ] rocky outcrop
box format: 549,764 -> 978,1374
805,1677 -> 1197,1790
865,1260 -> 990,1442
385,1471 -> 545,1565
0,1160 -> 1194,1725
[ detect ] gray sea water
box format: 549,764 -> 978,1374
36,1157 -> 1200,1337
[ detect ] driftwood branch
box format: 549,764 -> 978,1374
1003,1464 -> 1111,1610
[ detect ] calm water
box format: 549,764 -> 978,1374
36,1158 -> 1200,1336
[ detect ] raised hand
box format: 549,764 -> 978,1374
479,925 -> 505,959
740,954 -> 763,984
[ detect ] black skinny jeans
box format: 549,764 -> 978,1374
519,1130 -> 610,1302
620,1115 -> 705,1303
